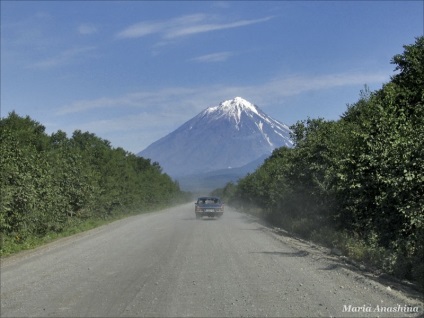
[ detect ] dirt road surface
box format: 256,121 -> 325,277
1,204 -> 422,317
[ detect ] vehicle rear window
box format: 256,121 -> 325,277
198,198 -> 220,204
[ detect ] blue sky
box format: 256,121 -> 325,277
1,1 -> 423,154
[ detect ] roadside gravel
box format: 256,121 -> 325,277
1,204 -> 422,317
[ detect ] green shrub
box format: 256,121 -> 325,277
223,36 -> 424,287
0,112 -> 187,256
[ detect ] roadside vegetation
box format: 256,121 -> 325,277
214,37 -> 424,288
0,115 -> 190,256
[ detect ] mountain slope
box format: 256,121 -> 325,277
176,154 -> 269,193
138,97 -> 292,178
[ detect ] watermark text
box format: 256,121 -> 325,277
343,304 -> 420,313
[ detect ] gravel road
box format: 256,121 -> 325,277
1,204 -> 422,317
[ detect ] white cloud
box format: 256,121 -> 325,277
212,2 -> 231,9
78,24 -> 98,35
191,51 -> 234,63
254,72 -> 389,97
116,14 -> 273,40
58,71 -> 389,115
58,87 -> 197,115
29,46 -> 96,69
164,16 -> 274,39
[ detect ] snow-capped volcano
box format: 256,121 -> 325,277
202,97 -> 291,146
205,97 -> 260,124
138,97 -> 293,179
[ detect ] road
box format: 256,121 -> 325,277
1,204 -> 422,317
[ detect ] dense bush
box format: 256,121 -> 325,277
219,36 -> 424,286
0,114 -> 187,247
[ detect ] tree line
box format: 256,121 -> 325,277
215,37 -> 423,287
0,113 -> 189,251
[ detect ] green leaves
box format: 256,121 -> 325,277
222,36 -> 424,285
0,112 -> 185,245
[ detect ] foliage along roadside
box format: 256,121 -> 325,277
0,115 -> 190,256
214,36 -> 424,288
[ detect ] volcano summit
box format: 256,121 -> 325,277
138,97 -> 293,184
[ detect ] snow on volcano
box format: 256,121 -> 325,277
138,97 -> 293,177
